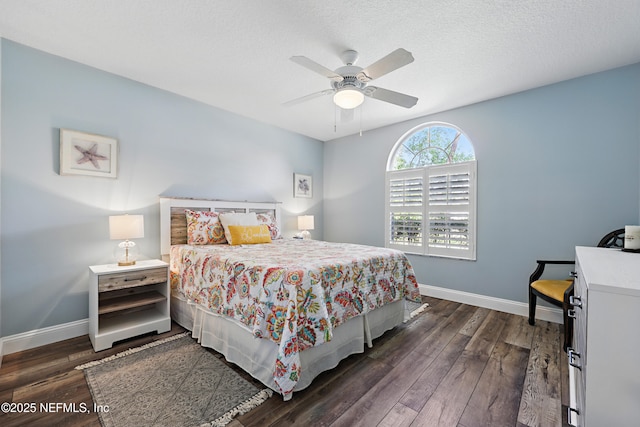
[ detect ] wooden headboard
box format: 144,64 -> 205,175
159,196 -> 282,259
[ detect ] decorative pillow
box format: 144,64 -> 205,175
219,212 -> 259,245
257,213 -> 281,240
227,224 -> 272,245
184,209 -> 227,245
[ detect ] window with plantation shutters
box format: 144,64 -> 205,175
386,123 -> 477,260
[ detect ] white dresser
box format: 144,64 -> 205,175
567,246 -> 640,426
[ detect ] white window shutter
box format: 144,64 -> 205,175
426,162 -> 476,259
386,161 -> 476,260
385,169 -> 424,253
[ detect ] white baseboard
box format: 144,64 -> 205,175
419,284 -> 562,324
1,318 -> 89,357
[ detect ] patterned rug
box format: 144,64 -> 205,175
76,333 -> 272,427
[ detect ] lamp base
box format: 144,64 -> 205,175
300,230 -> 311,240
114,240 -> 139,266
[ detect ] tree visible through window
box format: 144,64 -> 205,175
386,123 -> 477,260
391,125 -> 475,169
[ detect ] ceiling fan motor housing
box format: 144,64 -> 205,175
332,65 -> 367,91
332,74 -> 366,90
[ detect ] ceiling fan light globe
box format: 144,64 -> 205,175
333,88 -> 364,109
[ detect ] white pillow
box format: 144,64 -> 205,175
219,212 -> 259,244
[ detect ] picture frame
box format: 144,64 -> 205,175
294,173 -> 312,198
60,129 -> 118,178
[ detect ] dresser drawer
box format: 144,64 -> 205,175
572,264 -> 588,370
98,267 -> 167,292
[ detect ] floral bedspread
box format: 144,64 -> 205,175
170,239 -> 420,398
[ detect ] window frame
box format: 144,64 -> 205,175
385,123 -> 477,260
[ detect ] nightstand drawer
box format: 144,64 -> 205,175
98,267 -> 167,292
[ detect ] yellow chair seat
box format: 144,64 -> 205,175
530,279 -> 573,302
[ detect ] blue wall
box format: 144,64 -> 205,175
1,38 -> 639,339
324,63 -> 640,303
0,40 -> 323,337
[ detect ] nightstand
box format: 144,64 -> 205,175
89,259 -> 171,351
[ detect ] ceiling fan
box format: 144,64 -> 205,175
285,48 -> 418,110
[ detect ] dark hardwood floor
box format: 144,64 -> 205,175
0,297 -> 570,427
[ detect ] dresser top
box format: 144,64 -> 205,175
576,246 -> 640,297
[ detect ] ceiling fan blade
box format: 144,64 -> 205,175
290,56 -> 344,81
365,86 -> 418,108
283,89 -> 334,106
358,48 -> 414,82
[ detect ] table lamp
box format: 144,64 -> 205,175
297,215 -> 314,240
109,214 -> 144,265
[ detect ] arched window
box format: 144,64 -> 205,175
385,122 -> 477,260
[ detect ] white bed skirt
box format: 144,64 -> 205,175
171,293 -> 409,399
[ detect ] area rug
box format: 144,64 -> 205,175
76,333 -> 272,427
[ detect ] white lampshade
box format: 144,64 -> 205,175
298,215 -> 315,231
109,214 -> 144,240
333,88 -> 364,109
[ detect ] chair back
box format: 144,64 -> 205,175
597,228 -> 625,248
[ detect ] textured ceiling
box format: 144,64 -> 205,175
1,0 -> 639,141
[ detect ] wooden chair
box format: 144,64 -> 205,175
528,228 -> 625,351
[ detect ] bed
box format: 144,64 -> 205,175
159,196 -> 421,400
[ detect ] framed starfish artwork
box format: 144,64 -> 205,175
294,173 -> 312,198
60,129 -> 118,178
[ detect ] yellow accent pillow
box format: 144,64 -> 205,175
227,224 -> 272,245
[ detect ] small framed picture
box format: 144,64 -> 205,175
60,129 -> 118,178
294,173 -> 312,198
